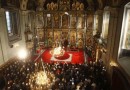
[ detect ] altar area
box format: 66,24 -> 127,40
41,49 -> 84,64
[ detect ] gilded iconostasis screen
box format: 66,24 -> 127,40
62,13 -> 69,28
70,13 -> 76,28
34,11 -> 95,49
70,31 -> 76,47
77,14 -> 85,29
36,13 -> 44,28
46,14 -> 52,28
86,15 -> 94,47
53,13 -> 60,28
87,15 -> 94,30
77,31 -> 84,48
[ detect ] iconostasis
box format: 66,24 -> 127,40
34,12 -> 94,49
33,0 -> 94,49
86,15 -> 94,47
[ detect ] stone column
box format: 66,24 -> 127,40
97,10 -> 103,33
107,7 -> 119,62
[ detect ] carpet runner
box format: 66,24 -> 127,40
41,49 -> 84,64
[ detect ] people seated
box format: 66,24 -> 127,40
0,59 -> 110,90
0,74 -> 6,90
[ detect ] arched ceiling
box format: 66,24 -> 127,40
0,0 -> 127,11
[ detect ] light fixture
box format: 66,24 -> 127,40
110,61 -> 118,67
35,71 -> 49,85
65,12 -> 69,15
18,49 -> 28,60
29,58 -> 55,89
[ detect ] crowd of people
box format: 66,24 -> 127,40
0,59 -> 110,90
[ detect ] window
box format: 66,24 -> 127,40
118,2 -> 130,77
5,9 -> 21,45
118,3 -> 130,58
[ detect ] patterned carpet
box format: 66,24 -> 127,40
41,49 -> 84,64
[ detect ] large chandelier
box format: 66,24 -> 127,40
29,70 -> 55,89
35,71 -> 49,85
28,59 -> 55,89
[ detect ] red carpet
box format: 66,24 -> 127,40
41,49 -> 84,64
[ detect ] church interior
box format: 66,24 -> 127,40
0,0 -> 130,90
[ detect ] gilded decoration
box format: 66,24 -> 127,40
33,0 -> 90,49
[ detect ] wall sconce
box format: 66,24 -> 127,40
9,44 -> 13,48
110,61 -> 118,67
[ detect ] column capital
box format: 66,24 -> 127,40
21,10 -> 29,15
95,10 -> 103,16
